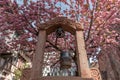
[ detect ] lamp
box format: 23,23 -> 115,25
55,27 -> 73,70
60,50 -> 72,69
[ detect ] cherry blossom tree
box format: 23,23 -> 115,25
0,0 -> 120,79
0,0 -> 120,73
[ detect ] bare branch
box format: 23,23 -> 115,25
21,11 -> 39,35
46,40 -> 62,52
85,10 -> 94,42
85,1 -> 99,42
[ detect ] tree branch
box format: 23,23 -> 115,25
21,12 -> 39,35
46,40 -> 62,52
85,1 -> 98,42
85,10 -> 94,42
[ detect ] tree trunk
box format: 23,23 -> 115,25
98,45 -> 120,80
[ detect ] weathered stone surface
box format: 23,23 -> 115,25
21,68 -> 102,80
34,77 -> 93,80
30,30 -> 46,80
76,31 -> 91,78
38,17 -> 83,35
90,68 -> 102,80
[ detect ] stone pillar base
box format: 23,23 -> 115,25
21,68 -> 93,80
32,77 -> 93,80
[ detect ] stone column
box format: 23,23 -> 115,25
75,31 -> 91,78
30,30 -> 46,80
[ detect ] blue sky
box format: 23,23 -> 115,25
15,0 -> 93,9
16,0 -> 69,8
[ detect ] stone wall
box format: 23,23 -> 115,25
21,68 -> 102,80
